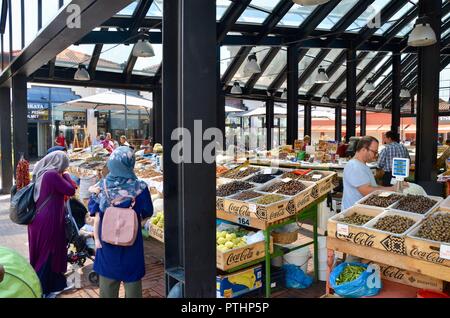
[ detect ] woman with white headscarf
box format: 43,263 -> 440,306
28,151 -> 76,298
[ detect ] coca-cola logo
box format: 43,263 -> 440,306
268,208 -> 287,221
226,248 -> 254,265
296,195 -> 311,209
319,182 -> 331,193
311,186 -> 319,199
256,206 -> 267,220
286,200 -> 296,215
381,266 -> 404,280
216,198 -> 224,211
410,248 -> 445,264
332,175 -> 339,187
227,203 -> 250,217
336,231 -> 375,247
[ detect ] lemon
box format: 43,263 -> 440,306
217,237 -> 226,245
225,241 -> 234,249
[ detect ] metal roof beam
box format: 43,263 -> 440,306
306,51 -> 346,97
217,0 -> 252,44
267,48 -> 308,92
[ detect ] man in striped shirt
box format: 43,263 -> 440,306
377,131 -> 411,186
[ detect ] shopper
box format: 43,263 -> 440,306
101,134 -> 114,154
55,131 -> 67,148
47,145 -> 67,154
302,135 -> 311,151
342,136 -> 396,210
28,151 -> 76,298
119,135 -> 130,147
93,135 -> 102,146
377,131 -> 410,186
88,146 -> 153,298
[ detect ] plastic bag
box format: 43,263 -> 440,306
245,230 -> 264,244
282,264 -> 313,289
330,262 -> 382,298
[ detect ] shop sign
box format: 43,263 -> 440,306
63,111 -> 86,125
27,103 -> 49,121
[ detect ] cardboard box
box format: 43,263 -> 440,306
361,259 -> 445,292
216,265 -> 263,298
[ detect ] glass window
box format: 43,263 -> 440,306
220,46 -> 241,78
24,0 -> 39,47
217,0 -> 232,21
316,65 -> 346,97
55,44 -> 96,68
346,0 -> 391,33
254,49 -> 287,89
317,0 -> 358,30
231,47 -> 271,84
237,0 -> 282,24
398,17 -> 417,37
147,0 -> 163,17
116,1 -> 138,16
375,2 -> 415,35
298,48 -> 321,94
42,0 -> 61,29
277,4 -> 317,27
97,44 -> 133,73
133,44 -> 162,76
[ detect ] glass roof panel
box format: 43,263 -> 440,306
147,0 -> 163,17
375,2 -> 415,35
55,44 -> 96,68
374,65 -> 392,88
116,1 -> 138,16
217,0 -> 233,21
220,46 -> 240,78
96,44 -> 133,73
254,49 -> 287,90
316,0 -> 359,30
133,44 -> 162,76
331,82 -> 346,99
277,4 -> 317,27
299,49 -> 322,94
237,0 -> 282,24
232,47 -> 272,84
397,17 -> 417,37
345,0 -> 391,33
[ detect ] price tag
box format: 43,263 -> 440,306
263,168 -> 272,174
282,178 -> 292,183
337,223 -> 349,236
378,192 -> 392,198
240,167 -> 248,171
440,244 -> 450,260
237,217 -> 250,227
249,204 -> 257,213
312,174 -> 322,180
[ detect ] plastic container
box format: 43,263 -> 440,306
318,269 -> 327,282
283,247 -> 311,273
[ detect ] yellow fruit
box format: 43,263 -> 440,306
229,233 -> 237,240
219,231 -> 227,239
217,245 -> 227,252
225,234 -> 233,241
217,237 -> 226,245
225,241 -> 234,249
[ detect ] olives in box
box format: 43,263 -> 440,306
365,211 -> 422,236
359,192 -> 404,208
392,194 -> 442,215
216,181 -> 254,197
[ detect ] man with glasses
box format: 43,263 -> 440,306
342,136 -> 395,210
377,131 -> 410,186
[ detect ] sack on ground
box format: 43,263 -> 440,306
283,264 -> 313,289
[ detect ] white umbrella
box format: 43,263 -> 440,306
239,106 -> 287,117
225,106 -> 246,112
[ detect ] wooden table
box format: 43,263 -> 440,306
325,237 -> 450,295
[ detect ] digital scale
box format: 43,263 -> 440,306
391,157 -> 410,191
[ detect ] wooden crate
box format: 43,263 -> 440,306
405,212 -> 450,267
355,190 -> 405,212
328,208 -> 422,255
306,170 -> 336,198
361,259 -> 445,292
217,239 -> 273,271
148,224 -> 164,243
438,196 -> 450,212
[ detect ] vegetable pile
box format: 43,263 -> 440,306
336,265 -> 366,286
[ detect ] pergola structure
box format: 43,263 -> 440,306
0,0 -> 446,297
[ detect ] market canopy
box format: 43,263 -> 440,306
57,91 -> 153,111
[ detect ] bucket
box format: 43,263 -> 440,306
79,175 -> 97,199
319,260 -> 328,270
318,269 -> 328,282
318,236 -> 327,249
283,247 -> 311,273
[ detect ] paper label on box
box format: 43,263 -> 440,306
241,167 -> 248,171
440,244 -> 450,260
263,168 -> 272,174
312,174 -> 322,180
249,204 -> 257,213
378,192 -> 392,197
282,178 -> 292,183
337,223 -> 349,236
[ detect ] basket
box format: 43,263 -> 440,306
272,230 -> 298,244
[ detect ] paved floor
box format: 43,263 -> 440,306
0,195 -> 29,258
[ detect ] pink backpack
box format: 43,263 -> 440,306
101,181 -> 138,247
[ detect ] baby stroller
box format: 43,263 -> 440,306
65,198 -> 99,286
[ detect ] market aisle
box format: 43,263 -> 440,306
0,195 -> 29,258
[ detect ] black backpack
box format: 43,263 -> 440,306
10,183 -> 52,225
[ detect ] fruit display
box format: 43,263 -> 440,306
150,211 -> 164,229
222,166 -> 260,179
262,181 -> 284,193
335,265 -> 366,286
416,214 -> 450,243
153,143 -> 163,153
339,213 -> 374,226
216,229 -> 248,252
280,172 -> 300,180
216,165 -> 229,176
231,190 -> 263,201
361,193 -> 403,208
373,215 -> 416,234
274,180 -> 307,196
247,174 -> 276,184
135,168 -> 162,179
395,195 -> 438,214
217,181 -> 254,197
255,194 -> 285,205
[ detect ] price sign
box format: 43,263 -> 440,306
440,244 -> 450,260
312,174 -> 322,180
282,178 -> 292,183
237,217 -> 250,227
337,223 -> 349,236
378,192 -> 392,198
263,168 -> 272,174
240,167 -> 248,171
249,204 -> 257,213
391,158 -> 410,181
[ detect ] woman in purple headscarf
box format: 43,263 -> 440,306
28,151 -> 76,297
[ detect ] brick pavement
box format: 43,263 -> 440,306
0,195 -> 29,258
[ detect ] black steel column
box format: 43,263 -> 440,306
335,106 -> 342,142
266,96 -> 274,150
416,0 -> 442,195
163,0 -> 216,298
12,75 -> 28,171
0,87 -> 13,193
360,110 -> 367,136
287,45 -> 299,145
346,49 -> 357,142
391,52 -> 401,134
217,47 -> 226,149
411,95 -> 415,114
304,101 -> 312,137
152,85 -> 162,143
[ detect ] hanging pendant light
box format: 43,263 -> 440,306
281,88 -> 287,99
375,103 -> 383,110
74,64 -> 90,81
292,0 -> 331,6
363,79 -> 376,92
408,16 -> 437,47
400,88 -> 411,98
315,66 -> 329,84
244,53 -> 261,75
231,81 -> 242,94
132,33 -> 155,57
320,95 -> 330,103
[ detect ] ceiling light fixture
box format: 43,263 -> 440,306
231,81 -> 242,94
320,95 -> 330,103
400,88 -> 411,98
132,33 -> 155,57
408,16 -> 437,47
281,88 -> 287,99
363,79 -> 375,92
315,66 -> 329,84
244,53 -> 261,75
74,64 -> 90,81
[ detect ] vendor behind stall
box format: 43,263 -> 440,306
342,136 -> 396,210
377,131 -> 410,186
